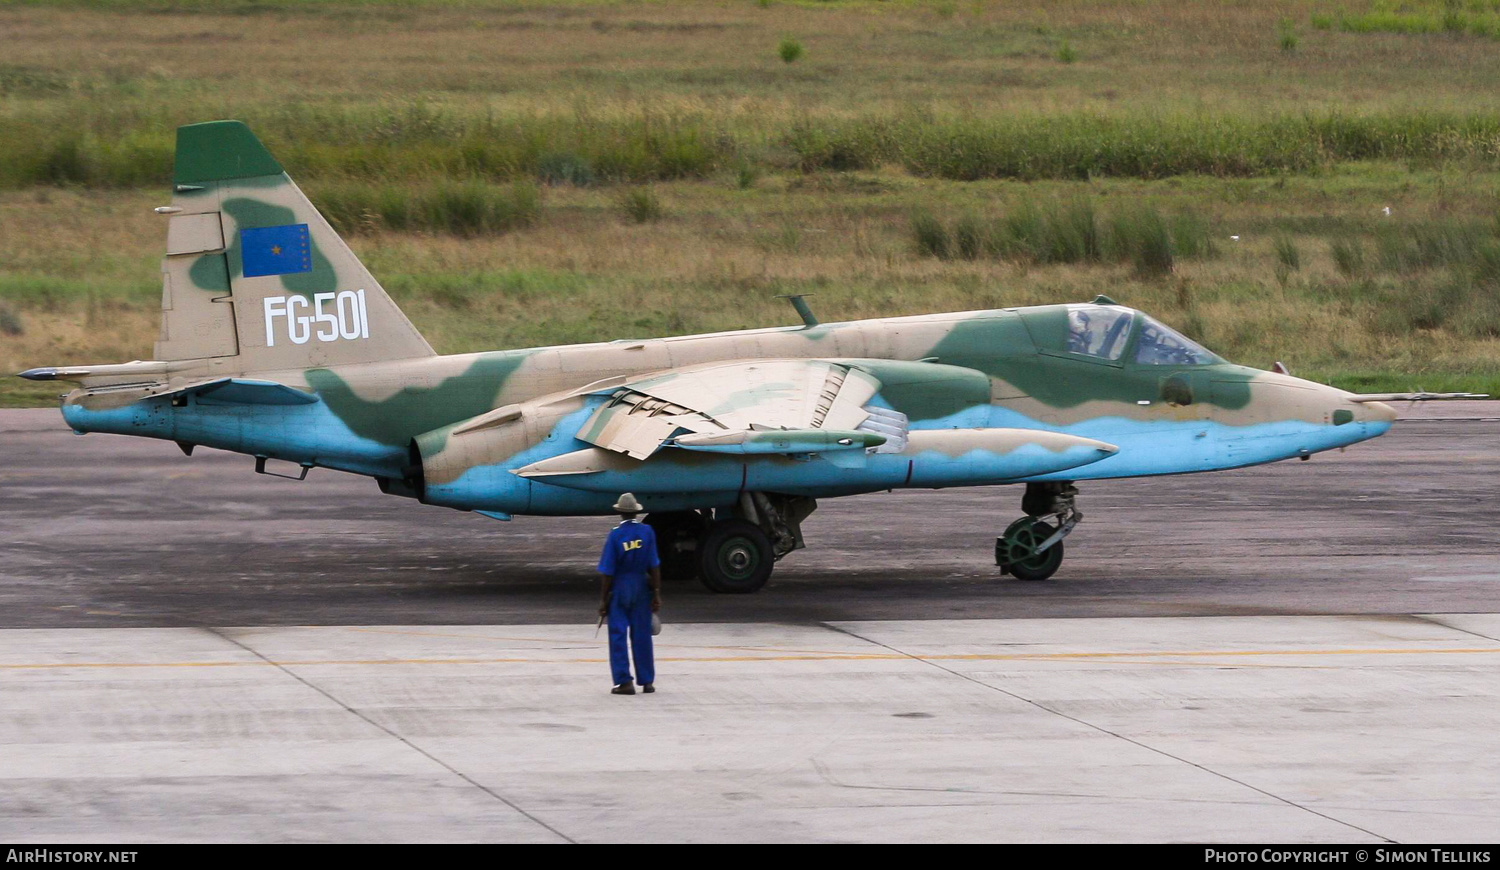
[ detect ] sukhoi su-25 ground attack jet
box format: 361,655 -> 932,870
19,122 -> 1479,592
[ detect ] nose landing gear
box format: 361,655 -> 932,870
997,482 -> 1080,582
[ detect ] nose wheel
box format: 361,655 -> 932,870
996,482 -> 1080,582
996,517 -> 1065,581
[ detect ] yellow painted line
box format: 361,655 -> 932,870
345,626 -> 857,656
2,645 -> 1500,671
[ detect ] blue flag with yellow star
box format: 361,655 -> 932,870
240,224 -> 312,278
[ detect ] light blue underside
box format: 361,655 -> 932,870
60,390 -> 1389,516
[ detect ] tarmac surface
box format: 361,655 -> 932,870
1,405 -> 1497,842
2,406 -> 1497,628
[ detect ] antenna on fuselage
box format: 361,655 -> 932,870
775,294 -> 819,329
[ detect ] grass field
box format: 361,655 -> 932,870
3,0 -> 1499,405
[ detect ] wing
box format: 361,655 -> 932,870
574,359 -> 896,460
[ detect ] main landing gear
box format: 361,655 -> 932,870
646,493 -> 816,594
996,482 -> 1081,582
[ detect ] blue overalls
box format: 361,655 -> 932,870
597,520 -> 660,686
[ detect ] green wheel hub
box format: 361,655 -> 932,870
996,517 -> 1064,581
715,535 -> 762,581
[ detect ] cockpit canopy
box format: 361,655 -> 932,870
1035,304 -> 1220,366
1132,314 -> 1218,366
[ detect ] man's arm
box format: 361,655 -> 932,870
599,575 -> 613,617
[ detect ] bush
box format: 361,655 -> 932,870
778,38 -> 804,64
735,163 -> 759,190
1170,213 -> 1216,259
1278,18 -> 1299,51
911,211 -> 951,259
0,302 -> 23,336
911,199 -> 1209,277
1274,235 -> 1302,271
1057,40 -> 1078,63
536,152 -> 594,187
1374,220 -> 1487,272
620,187 -> 664,223
954,213 -> 985,260
1113,207 -> 1175,277
315,180 -> 540,236
1332,237 -> 1366,276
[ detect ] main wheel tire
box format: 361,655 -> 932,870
646,511 -> 708,583
698,519 -> 774,594
996,517 -> 1065,582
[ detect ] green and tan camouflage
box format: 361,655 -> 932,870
20,121 -> 1474,591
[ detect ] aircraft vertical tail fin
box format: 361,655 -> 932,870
154,120 -> 433,371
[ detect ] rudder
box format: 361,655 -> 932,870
154,120 -> 433,371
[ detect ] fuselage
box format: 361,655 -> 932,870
58,302 -> 1395,516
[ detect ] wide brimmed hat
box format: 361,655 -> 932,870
613,492 -> 644,513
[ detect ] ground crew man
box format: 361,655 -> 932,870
597,493 -> 662,695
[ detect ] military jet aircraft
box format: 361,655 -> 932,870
19,121 -> 1473,592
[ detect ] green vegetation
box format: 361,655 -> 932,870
912,199 -> 1206,277
1325,1 -> 1500,40
777,37 -> 804,64
619,187 -> 665,223
1275,236 -> 1303,271
3,0 -> 1499,405
316,180 -> 540,236
912,200 -> 1213,277
786,112 -> 1500,182
1278,17 -> 1300,51
8,109 -> 1500,190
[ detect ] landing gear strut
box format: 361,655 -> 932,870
997,482 -> 1080,582
651,494 -> 815,594
645,510 -> 709,584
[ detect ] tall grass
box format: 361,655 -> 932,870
315,180 -> 540,236
619,187 -> 665,223
911,211 -> 951,259
787,112 -> 1500,181
914,199 -> 1210,276
1334,2 -> 1500,40
6,106 -> 1500,189
0,106 -> 731,189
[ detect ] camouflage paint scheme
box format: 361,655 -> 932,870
30,122 -> 1397,526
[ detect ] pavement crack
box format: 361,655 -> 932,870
819,622 -> 1398,844
204,627 -> 575,844
1411,614 -> 1500,644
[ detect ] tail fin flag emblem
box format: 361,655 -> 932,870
241,224 -> 312,278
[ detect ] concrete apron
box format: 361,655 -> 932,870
2,613 -> 1497,843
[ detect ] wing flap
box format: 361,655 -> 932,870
576,359 -> 886,459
